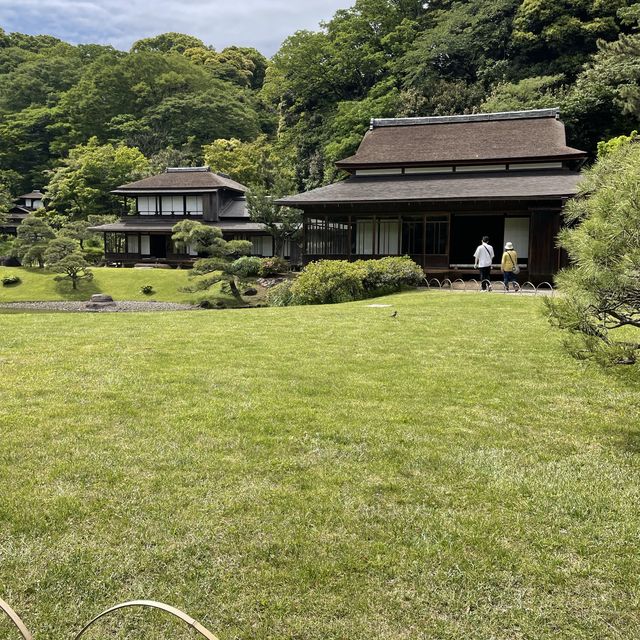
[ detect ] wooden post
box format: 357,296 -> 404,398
348,215 -> 352,260
325,215 -> 329,256
372,216 -> 377,258
422,214 -> 427,269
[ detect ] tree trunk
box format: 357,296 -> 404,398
228,276 -> 243,302
274,235 -> 284,258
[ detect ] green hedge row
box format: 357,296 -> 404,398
268,257 -> 424,306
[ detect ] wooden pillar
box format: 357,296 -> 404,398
422,214 -> 427,269
348,215 -> 352,260
372,216 -> 377,258
325,215 -> 329,256
302,216 -> 308,262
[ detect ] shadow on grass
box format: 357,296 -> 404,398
53,276 -> 101,300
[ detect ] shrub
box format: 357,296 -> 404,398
290,260 -> 366,305
2,274 -> 21,286
140,285 -> 154,295
259,256 -> 289,277
357,256 -> 425,295
83,246 -> 104,265
230,255 -> 262,277
270,256 -> 423,306
266,279 -> 295,307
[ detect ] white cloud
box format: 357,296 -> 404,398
0,0 -> 349,55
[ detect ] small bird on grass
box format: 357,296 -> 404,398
390,310 -> 398,318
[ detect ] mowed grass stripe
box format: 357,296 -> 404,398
0,291 -> 639,639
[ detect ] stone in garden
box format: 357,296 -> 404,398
243,287 -> 258,296
84,294 -> 117,310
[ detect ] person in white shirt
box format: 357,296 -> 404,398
473,236 -> 494,291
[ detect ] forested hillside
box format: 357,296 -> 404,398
1,0 -> 640,215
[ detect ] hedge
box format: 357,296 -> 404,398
272,256 -> 423,306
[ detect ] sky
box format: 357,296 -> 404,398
0,0 -> 350,56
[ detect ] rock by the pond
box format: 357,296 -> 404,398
243,287 -> 258,296
84,294 -> 117,310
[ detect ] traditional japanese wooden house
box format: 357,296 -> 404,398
277,108 -> 587,282
2,190 -> 45,235
89,167 -> 281,266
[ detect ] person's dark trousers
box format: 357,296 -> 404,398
479,267 -> 491,290
503,271 -> 516,290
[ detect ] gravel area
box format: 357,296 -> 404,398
0,301 -> 199,312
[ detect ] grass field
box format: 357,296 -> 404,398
1,291 -> 639,639
0,266 -> 257,306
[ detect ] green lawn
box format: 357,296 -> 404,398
1,291 -> 639,639
0,265 -> 193,302
0,266 -> 251,306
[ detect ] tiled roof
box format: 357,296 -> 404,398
336,110 -> 586,168
18,191 -> 43,199
276,169 -> 583,206
113,167 -> 248,194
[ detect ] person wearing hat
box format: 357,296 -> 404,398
501,242 -> 519,292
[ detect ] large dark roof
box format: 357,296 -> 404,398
276,169 -> 582,206
113,167 -> 248,194
336,109 -> 586,168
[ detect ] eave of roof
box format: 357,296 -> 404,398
114,170 -> 248,194
276,169 -> 583,206
335,153 -> 587,170
88,219 -> 267,233
112,188 -> 221,194
17,191 -> 43,199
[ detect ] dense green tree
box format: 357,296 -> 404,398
0,106 -> 65,192
12,215 -> 55,268
0,43 -> 92,114
511,0 -> 631,78
203,135 -> 295,189
0,175 -> 14,221
596,130 -> 639,157
480,75 -> 564,112
562,29 -> 640,153
185,46 -> 269,89
135,86 -> 260,152
44,237 -> 93,289
172,220 -> 252,300
402,0 -> 519,91
130,33 -> 205,54
57,220 -> 94,249
148,141 -> 203,174
545,140 -> 640,364
323,79 -> 402,179
45,138 -> 149,219
246,188 -> 302,257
